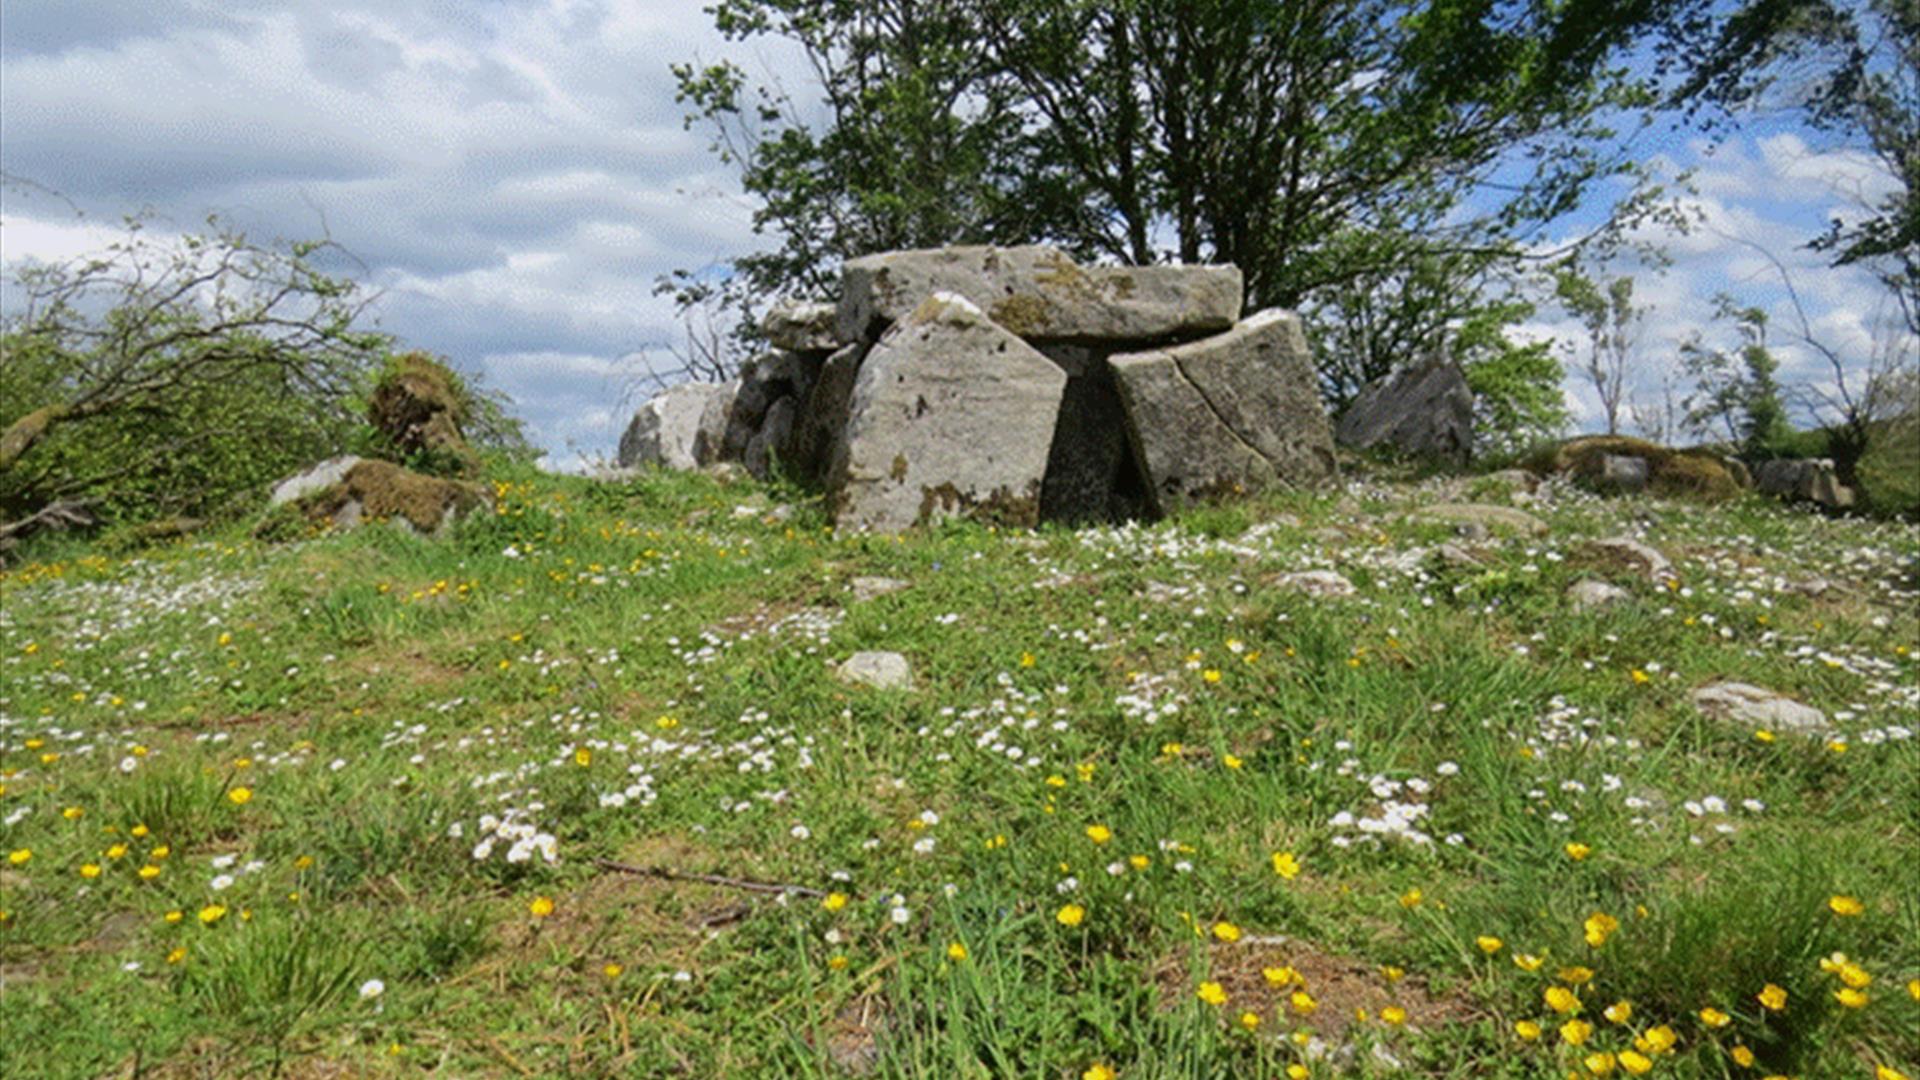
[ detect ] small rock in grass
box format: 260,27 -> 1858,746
849,576 -> 911,603
838,651 -> 914,691
1583,536 -> 1674,584
1690,681 -> 1828,736
1414,503 -> 1547,537
1270,570 -> 1356,597
1566,579 -> 1631,612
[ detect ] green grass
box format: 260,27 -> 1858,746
1,465 -> 1916,1078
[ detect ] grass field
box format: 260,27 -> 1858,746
2,465 -> 1916,1078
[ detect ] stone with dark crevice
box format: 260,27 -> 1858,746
828,292 -> 1066,533
1108,309 -> 1336,516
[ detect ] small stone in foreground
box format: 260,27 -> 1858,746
1690,681 -> 1828,736
1566,579 -> 1631,612
1414,503 -> 1548,537
1271,570 -> 1357,597
838,651 -> 914,691
1583,536 -> 1674,583
848,577 -> 911,603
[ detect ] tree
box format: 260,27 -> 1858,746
1709,230 -> 1918,487
1554,267 -> 1643,436
671,0 -> 1683,417
1664,0 -> 1917,335
1678,296 -> 1791,455
1304,248 -> 1566,449
0,214 -> 391,531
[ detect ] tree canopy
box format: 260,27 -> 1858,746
668,0 -> 1693,438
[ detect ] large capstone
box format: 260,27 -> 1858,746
618,382 -> 735,471
837,245 -> 1242,345
1334,354 -> 1474,464
1109,309 -> 1336,516
828,292 -> 1067,533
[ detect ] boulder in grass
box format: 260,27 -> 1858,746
617,383 -> 734,471
279,459 -> 491,539
837,651 -> 914,691
1109,309 -> 1336,516
829,292 -> 1066,533
837,245 -> 1242,345
1690,681 -> 1828,737
1567,579 -> 1632,612
1756,458 -> 1856,510
1582,536 -> 1674,584
1334,354 -> 1474,464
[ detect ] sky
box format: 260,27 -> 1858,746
1,0 -> 1903,469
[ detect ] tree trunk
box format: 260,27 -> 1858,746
0,404 -> 69,474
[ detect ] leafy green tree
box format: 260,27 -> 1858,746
0,215 -> 390,533
1665,0 -> 1916,335
1679,297 -> 1790,456
1554,267 -> 1643,436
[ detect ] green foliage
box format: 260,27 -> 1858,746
1553,264 -> 1643,437
671,0 -> 1678,433
0,216 -> 390,531
1854,367 -> 1920,517
1680,297 -> 1792,458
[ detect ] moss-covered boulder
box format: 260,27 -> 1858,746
369,353 -> 479,475
267,458 -> 490,539
1538,436 -> 1741,502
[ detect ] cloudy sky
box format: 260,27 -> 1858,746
1,1 -> 1902,468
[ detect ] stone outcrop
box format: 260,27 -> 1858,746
1110,309 -> 1336,516
837,245 -> 1243,345
615,245 -> 1340,532
271,458 -> 490,539
829,293 -> 1066,533
369,353 -> 478,474
1334,354 -> 1473,464
1756,458 -> 1855,510
761,299 -> 839,352
617,383 -> 732,472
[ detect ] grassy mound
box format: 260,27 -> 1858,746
2,466 -> 1915,1077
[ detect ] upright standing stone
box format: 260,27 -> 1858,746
1334,354 -> 1474,464
837,245 -> 1242,344
618,382 -> 734,471
1109,309 -> 1336,516
829,292 -> 1067,533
